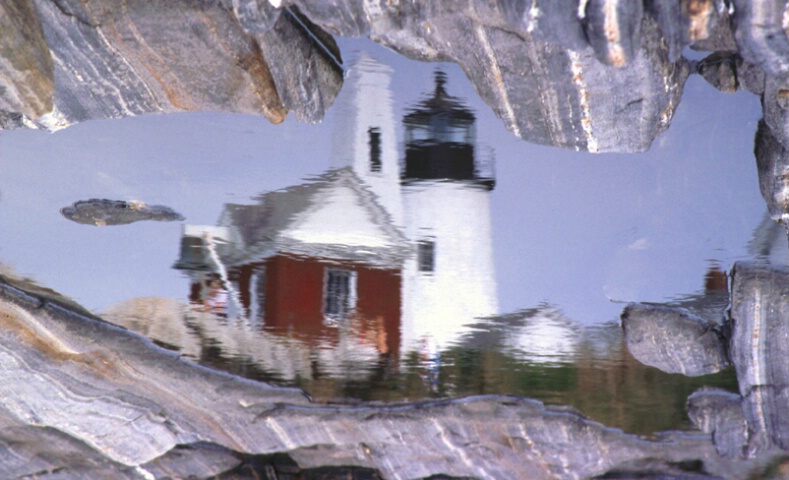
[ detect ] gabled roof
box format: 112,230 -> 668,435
219,167 -> 410,269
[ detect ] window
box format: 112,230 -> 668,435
324,268 -> 357,321
406,124 -> 431,143
249,267 -> 266,326
368,127 -> 382,172
418,240 -> 435,273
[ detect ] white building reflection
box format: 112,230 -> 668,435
399,72 -> 498,355
498,307 -> 583,365
104,54 -> 583,385
169,53 -> 501,370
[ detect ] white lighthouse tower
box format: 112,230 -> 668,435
329,52 -> 403,229
399,72 -> 499,356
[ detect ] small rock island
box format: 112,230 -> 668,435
61,199 -> 184,226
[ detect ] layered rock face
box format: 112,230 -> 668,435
755,119 -> 789,237
2,0 -> 788,154
3,1 -> 789,479
0,0 -> 53,125
0,272 -> 781,480
729,262 -> 789,455
0,0 -> 343,130
621,262 -> 789,464
285,0 -> 691,152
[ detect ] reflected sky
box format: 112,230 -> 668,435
1,36 -> 781,433
0,38 -> 774,323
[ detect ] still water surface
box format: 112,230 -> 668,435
0,39 -> 784,435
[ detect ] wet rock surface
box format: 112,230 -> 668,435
283,0 -> 691,152
620,261 -> 789,468
2,2 -> 789,479
687,388 -> 749,458
0,0 -> 345,130
60,199 -> 185,226
620,303 -> 728,376
0,0 -> 786,153
0,272 -> 782,479
0,0 -> 53,128
755,119 -> 789,239
763,74 -> 789,152
731,0 -> 789,78
729,261 -> 789,454
694,52 -> 768,94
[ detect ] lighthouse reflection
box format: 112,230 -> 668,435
110,54 -> 743,432
172,53 -> 502,382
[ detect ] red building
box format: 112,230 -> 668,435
174,167 -> 409,357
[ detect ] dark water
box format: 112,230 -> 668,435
0,38 -> 782,435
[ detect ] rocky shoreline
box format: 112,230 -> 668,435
1,1 -> 787,151
622,262 -> 788,464
2,1 -> 789,478
0,259 -> 786,478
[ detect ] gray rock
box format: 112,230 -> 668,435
0,0 -> 53,126
687,388 -> 749,458
618,263 -> 789,462
3,0 -> 748,152
697,52 -> 740,92
501,0 -> 588,51
60,199 -> 185,226
0,273 -> 774,480
686,0 -> 738,53
142,442 -> 248,479
26,0 -> 285,129
142,442 -> 373,479
593,457 -> 727,479
731,0 -> 789,77
285,0 -> 690,152
0,273 -> 310,469
0,0 -> 348,131
754,120 -> 789,227
737,58 -> 767,95
763,74 -> 789,150
0,419 -> 135,479
232,0 -> 282,34
621,303 -> 729,376
741,385 -> 789,454
582,0 -> 644,67
644,0 -> 688,62
255,7 -> 344,123
4,0 -> 687,151
729,261 -> 789,455
693,52 -> 764,95
3,0 -> 787,156
281,0 -> 371,37
646,0 -> 738,62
